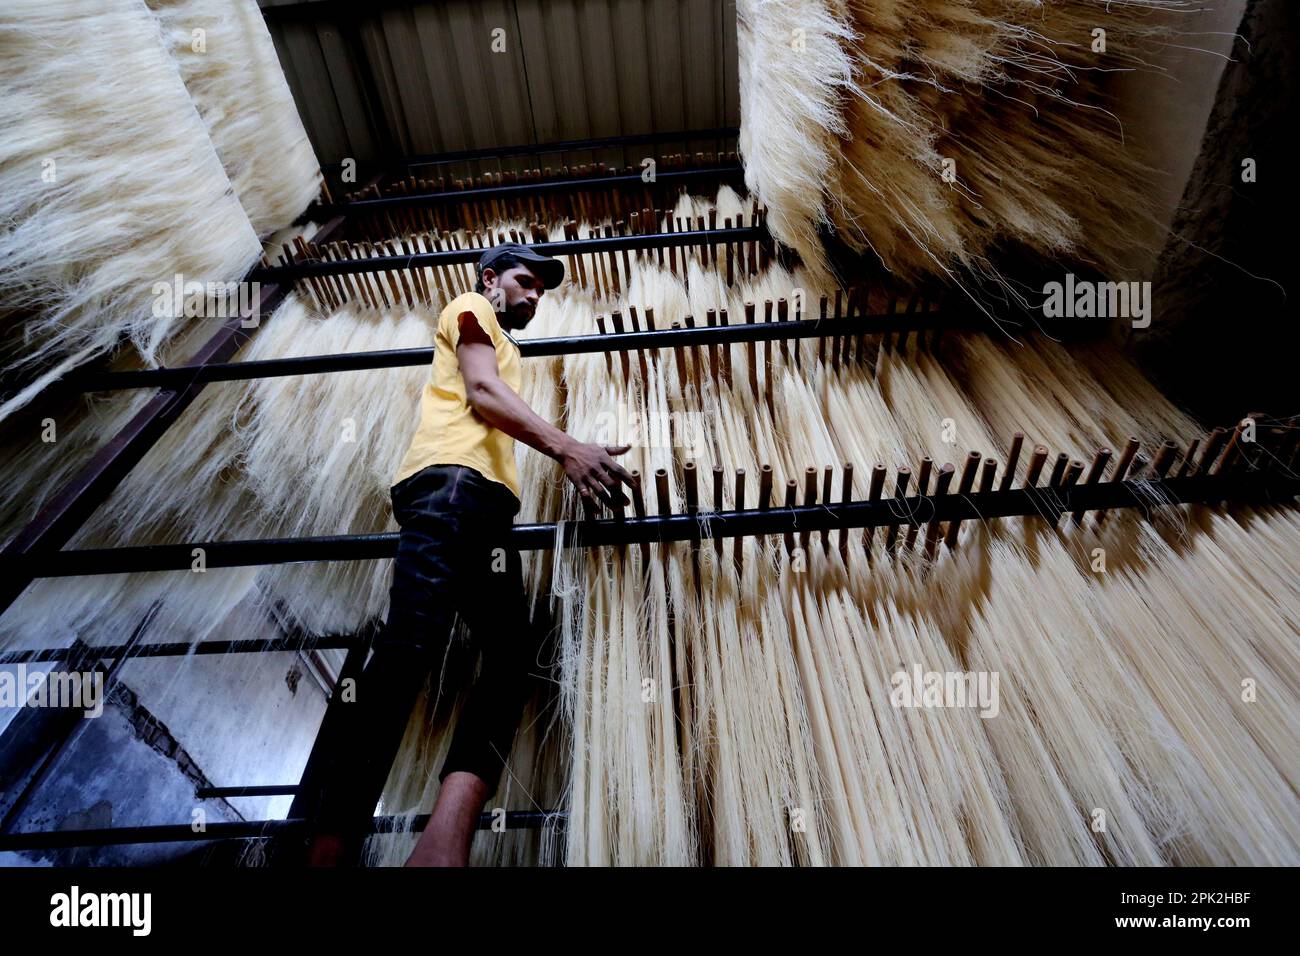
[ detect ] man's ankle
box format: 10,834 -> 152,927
306,833 -> 347,867
404,845 -> 466,867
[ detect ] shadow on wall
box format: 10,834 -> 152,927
1134,0 -> 1298,425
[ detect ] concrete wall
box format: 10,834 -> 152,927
1129,0 -> 1298,422
0,601 -> 334,865
1111,0 -> 1250,274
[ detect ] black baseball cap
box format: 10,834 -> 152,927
478,242 -> 565,290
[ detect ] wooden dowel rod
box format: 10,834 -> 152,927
924,464 -> 955,561
712,465 -> 724,558
1048,453 -> 1069,488
831,289 -> 843,372
1024,444 -> 1049,487
610,310 -> 631,386
776,298 -> 790,367
783,480 -> 798,555
630,470 -> 646,520
818,296 -> 828,369
999,432 -> 1024,491
1151,440 -> 1178,478
763,301 -> 775,416
1095,437 -> 1140,526
905,457 -> 932,551
863,464 -> 887,558
683,313 -> 701,395
682,460 -> 699,556
943,451 -> 982,548
719,307 -> 733,388
800,466 -> 817,554
705,309 -> 720,387
733,469 -> 746,570
1071,447 -> 1111,524
745,302 -> 758,401
1198,427 -> 1228,474
884,467 -> 910,556
655,468 -> 671,517
1112,437 -> 1140,482
671,322 -> 688,390
820,465 -> 834,553
594,316 -> 612,375
838,463 -> 855,564
1217,419 -> 1250,473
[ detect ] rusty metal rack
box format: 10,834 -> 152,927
3,123 -> 1295,864
9,442 -> 1297,581
63,299 -> 966,393
0,810 -> 567,853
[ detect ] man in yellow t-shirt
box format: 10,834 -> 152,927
307,243 -> 635,868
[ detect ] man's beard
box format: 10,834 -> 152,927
505,303 -> 534,329
487,289 -> 532,328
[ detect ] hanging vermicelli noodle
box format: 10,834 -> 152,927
0,0 -> 262,420
736,0 -> 857,282
736,0 -> 1202,288
527,248 -> 1298,865
4,180 -> 1296,867
145,0 -> 322,235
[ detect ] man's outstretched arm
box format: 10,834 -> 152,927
455,311 -> 635,506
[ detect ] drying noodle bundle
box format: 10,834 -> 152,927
362,246 -> 1297,865
146,0 -> 322,234
0,0 -> 263,420
4,184 -> 1295,867
0,296 -> 433,648
736,0 -> 858,284
736,0 -> 1195,285
543,280 -> 1296,863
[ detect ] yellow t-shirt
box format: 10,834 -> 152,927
392,291 -> 522,500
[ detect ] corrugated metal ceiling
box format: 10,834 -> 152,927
258,0 -> 738,177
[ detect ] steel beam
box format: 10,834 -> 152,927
0,810 -> 565,852
67,308 -> 965,392
0,216 -> 350,619
13,472 -> 1296,578
247,225 -> 767,283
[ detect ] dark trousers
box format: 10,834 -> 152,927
311,464 -> 539,841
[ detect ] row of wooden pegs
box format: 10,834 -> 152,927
559,200 -> 773,297
334,150 -> 742,235
578,418 -> 1298,569
591,287 -> 943,408
267,233 -> 479,314
267,202 -> 775,313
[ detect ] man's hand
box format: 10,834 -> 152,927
454,316 -> 638,509
560,441 -> 636,508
